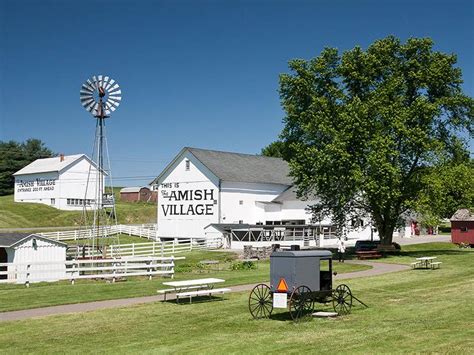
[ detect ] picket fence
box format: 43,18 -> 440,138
67,238 -> 223,259
38,224 -> 158,241
0,256 -> 184,285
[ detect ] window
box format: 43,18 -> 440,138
185,160 -> 190,171
460,226 -> 468,232
239,200 -> 243,205
50,198 -> 55,205
239,220 -> 243,224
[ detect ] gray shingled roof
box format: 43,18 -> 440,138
451,209 -> 474,221
187,147 -> 293,185
0,233 -> 67,247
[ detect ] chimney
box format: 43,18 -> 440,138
60,154 -> 65,162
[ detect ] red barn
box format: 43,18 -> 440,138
450,209 -> 474,247
120,187 -> 156,203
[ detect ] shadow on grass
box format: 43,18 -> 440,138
163,295 -> 228,305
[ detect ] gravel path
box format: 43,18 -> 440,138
0,260 -> 408,322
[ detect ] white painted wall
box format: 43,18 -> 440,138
220,181 -> 288,224
7,237 -> 66,283
157,152 -> 220,238
14,156 -> 102,211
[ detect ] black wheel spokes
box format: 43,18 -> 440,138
249,284 -> 273,320
290,285 -> 314,322
333,284 -> 353,315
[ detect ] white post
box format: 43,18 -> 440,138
132,243 -> 135,257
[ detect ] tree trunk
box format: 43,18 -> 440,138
373,214 -> 396,246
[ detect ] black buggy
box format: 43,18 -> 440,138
248,250 -> 364,321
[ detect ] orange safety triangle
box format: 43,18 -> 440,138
276,278 -> 288,292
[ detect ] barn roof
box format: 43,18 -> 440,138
152,147 -> 293,186
451,209 -> 474,221
13,154 -> 104,176
120,187 -> 150,193
0,233 -> 67,248
271,250 -> 333,258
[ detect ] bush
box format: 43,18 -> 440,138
230,261 -> 256,270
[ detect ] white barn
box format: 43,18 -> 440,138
153,147 -> 376,249
13,154 -> 104,211
0,233 -> 67,283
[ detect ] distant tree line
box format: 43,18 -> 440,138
0,139 -> 54,196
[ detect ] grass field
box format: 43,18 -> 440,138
0,242 -> 472,353
0,194 -> 157,229
0,250 -> 368,312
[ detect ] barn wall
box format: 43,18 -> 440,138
121,192 -> 139,202
220,181 -> 288,224
57,158 -> 102,210
14,156 -> 102,211
451,221 -> 474,245
12,238 -> 66,283
157,152 -> 220,238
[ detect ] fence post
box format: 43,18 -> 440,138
152,242 -> 155,256
71,259 -> 76,285
132,243 -> 135,257
161,242 -> 164,257
147,259 -> 152,281
25,264 -> 31,287
112,259 -> 116,283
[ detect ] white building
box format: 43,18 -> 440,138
0,233 -> 67,283
13,154 -> 104,211
153,147 -> 376,249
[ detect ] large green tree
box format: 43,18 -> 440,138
0,139 -> 54,195
278,36 -> 473,245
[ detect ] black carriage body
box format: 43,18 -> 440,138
270,250 -> 333,295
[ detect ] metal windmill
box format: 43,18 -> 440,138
80,75 -> 122,257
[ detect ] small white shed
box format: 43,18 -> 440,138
0,233 -> 67,283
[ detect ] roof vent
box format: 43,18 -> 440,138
59,154 -> 65,162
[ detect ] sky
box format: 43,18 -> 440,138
1,0 -> 473,187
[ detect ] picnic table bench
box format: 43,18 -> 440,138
411,257 -> 442,269
176,288 -> 231,303
356,250 -> 382,260
159,278 -> 226,302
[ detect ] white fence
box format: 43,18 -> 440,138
67,238 -> 223,259
0,256 -> 184,285
38,224 -> 158,241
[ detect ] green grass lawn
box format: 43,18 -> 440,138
0,194 -> 156,229
0,250 -> 369,313
0,242 -> 471,353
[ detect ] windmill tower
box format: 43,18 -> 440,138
79,75 -> 122,257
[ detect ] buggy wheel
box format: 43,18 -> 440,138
332,284 -> 353,315
289,285 -> 314,321
249,284 -> 273,319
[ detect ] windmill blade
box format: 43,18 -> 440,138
102,76 -> 110,89
104,78 -> 115,91
105,102 -> 117,112
81,84 -> 94,94
86,79 -> 97,90
106,98 -> 120,107
80,75 -> 121,115
81,98 -> 95,108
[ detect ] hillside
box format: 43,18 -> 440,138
0,194 -> 157,229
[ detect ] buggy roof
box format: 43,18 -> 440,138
271,250 -> 332,258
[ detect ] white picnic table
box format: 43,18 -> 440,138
414,256 -> 437,269
160,278 -> 225,301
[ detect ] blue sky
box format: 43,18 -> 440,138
1,0 -> 473,186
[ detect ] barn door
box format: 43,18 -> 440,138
0,248 -> 7,280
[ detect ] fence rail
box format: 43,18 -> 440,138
66,238 -> 223,259
0,256 -> 184,285
38,224 -> 158,241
